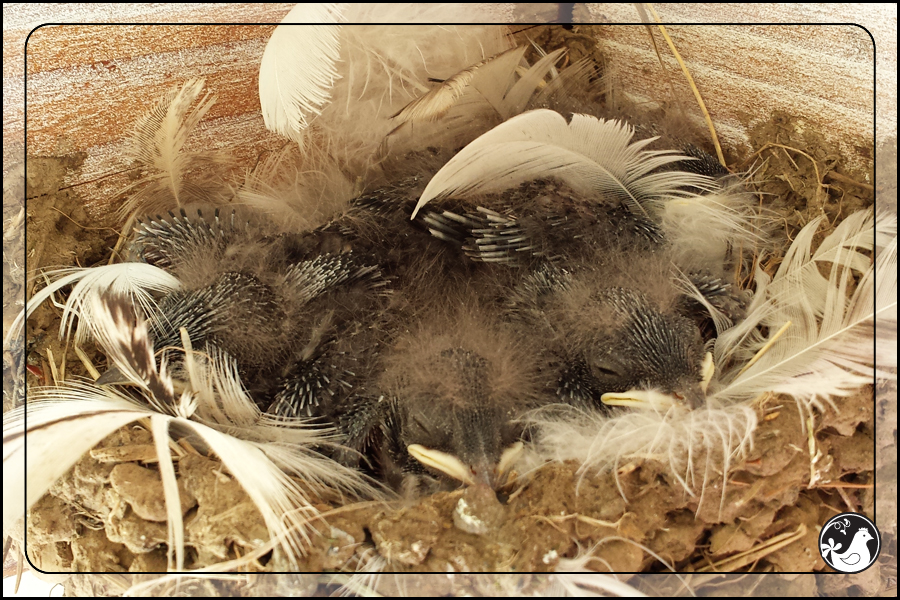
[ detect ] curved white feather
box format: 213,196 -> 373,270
5,263 -> 180,348
259,4 -> 345,142
412,110 -> 717,217
873,227 -> 897,370
711,208 -> 893,410
3,392 -> 158,536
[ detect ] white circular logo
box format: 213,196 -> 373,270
819,512 -> 881,573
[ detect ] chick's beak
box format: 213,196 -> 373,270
678,381 -> 707,410
407,441 -> 524,489
600,351 -> 714,410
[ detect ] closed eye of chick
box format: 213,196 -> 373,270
358,305 -> 542,494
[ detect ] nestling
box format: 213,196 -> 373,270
117,206 -> 389,414
344,304 -> 542,492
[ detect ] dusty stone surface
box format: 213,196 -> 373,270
109,463 -> 196,522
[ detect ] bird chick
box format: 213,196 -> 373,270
417,177 -> 665,268
362,306 -> 541,493
120,207 -> 387,411
509,248 -> 712,411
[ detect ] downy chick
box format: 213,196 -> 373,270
345,304 -> 542,493
122,206 -> 388,412
508,246 -> 713,411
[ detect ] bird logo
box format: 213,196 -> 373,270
819,513 -> 881,573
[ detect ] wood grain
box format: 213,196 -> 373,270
3,5 -> 892,219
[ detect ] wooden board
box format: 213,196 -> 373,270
2,5 -> 892,217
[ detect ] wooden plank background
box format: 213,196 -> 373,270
5,5 -> 892,218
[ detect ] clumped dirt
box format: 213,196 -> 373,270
746,110 -> 875,253
21,386 -> 878,590
5,153 -> 119,410
6,24 -> 890,598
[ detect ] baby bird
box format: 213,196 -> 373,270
507,247 -> 712,411
416,177 -> 665,268
119,206 -> 388,413
343,304 -> 542,492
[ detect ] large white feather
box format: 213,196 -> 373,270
3,394 -> 152,536
412,110 -> 718,217
259,9 -> 511,178
710,208 -> 893,412
258,4 -> 345,142
5,262 -> 180,348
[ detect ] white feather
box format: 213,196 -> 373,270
659,181 -> 770,274
412,110 -> 718,218
4,296 -> 377,569
5,262 -> 180,348
2,387 -> 325,570
388,47 -> 522,125
259,11 -> 510,177
151,413 -> 185,570
258,4 -> 345,142
3,393 -> 152,536
711,208 -> 893,412
390,46 -> 566,127
529,403 -> 757,507
319,23 -> 509,177
384,46 -> 567,162
873,210 -> 897,370
118,78 -> 228,218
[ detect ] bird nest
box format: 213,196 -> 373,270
4,21 -> 889,597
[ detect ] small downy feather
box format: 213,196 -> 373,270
658,179 -> 771,275
232,144 -> 356,233
412,110 -> 718,218
4,294 -> 375,570
118,79 -> 230,219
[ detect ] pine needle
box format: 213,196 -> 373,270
74,345 -> 101,380
695,524 -> 807,572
